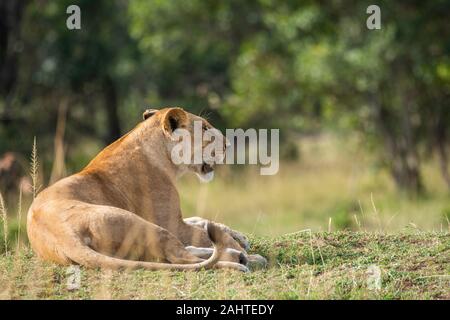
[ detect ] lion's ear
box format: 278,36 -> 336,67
143,109 -> 158,120
162,107 -> 188,136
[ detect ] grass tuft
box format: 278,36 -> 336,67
0,231 -> 447,299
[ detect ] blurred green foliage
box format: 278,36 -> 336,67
0,0 -> 449,194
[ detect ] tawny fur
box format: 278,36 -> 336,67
27,108 -> 248,271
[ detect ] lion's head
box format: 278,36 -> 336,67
142,107 -> 229,182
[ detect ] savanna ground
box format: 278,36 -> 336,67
0,134 -> 449,299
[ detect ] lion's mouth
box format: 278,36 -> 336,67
201,163 -> 214,174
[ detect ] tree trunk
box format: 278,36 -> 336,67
437,141 -> 450,190
370,92 -> 423,195
436,107 -> 450,190
397,87 -> 423,194
0,0 -> 27,97
49,99 -> 68,185
102,75 -> 121,144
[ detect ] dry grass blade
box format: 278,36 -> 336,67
17,187 -> 23,249
370,193 -> 383,232
30,136 -> 41,199
0,191 -> 8,254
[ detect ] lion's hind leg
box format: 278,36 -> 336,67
73,205 -> 205,265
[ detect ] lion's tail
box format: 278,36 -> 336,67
62,222 -> 245,271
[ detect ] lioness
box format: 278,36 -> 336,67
27,107 -> 264,272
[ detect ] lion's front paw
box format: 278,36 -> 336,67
247,254 -> 268,270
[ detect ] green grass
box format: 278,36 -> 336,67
1,231 -> 448,299
0,134 -> 448,299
